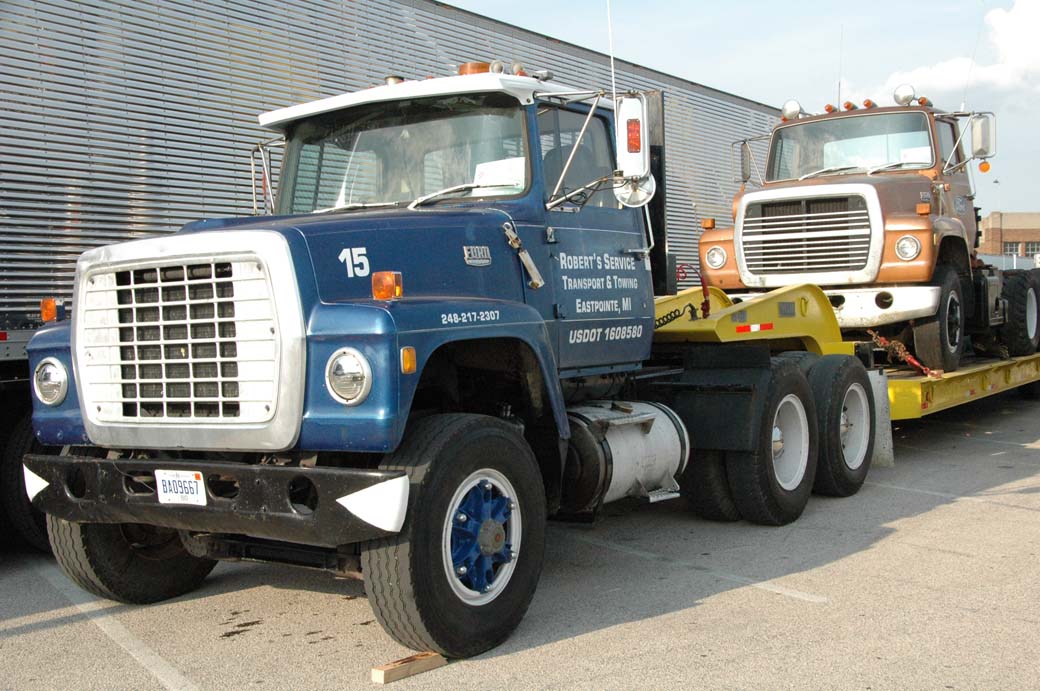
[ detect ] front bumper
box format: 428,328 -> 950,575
23,454 -> 409,548
729,285 -> 941,329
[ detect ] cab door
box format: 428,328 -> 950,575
536,104 -> 654,372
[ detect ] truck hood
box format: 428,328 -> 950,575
185,207 -> 528,304
752,173 -> 933,216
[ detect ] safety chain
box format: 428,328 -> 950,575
866,329 -> 943,378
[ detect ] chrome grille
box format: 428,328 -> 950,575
79,258 -> 277,424
741,196 -> 871,274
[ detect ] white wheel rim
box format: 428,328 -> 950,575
1027,288 -> 1037,341
441,468 -> 522,606
771,394 -> 810,491
839,383 -> 870,471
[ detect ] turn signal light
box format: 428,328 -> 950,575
40,297 -> 57,322
824,103 -> 837,113
701,218 -> 716,230
372,271 -> 403,300
843,101 -> 857,111
400,346 -> 417,374
979,161 -> 991,173
626,119 -> 642,153
916,202 -> 932,216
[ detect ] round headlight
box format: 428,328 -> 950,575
325,348 -> 372,406
895,235 -> 922,261
705,246 -> 728,270
33,358 -> 68,406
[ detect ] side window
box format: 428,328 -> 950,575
937,121 -> 963,168
537,106 -> 618,209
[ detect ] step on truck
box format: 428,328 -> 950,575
699,85 -> 1040,373
24,62 -> 882,658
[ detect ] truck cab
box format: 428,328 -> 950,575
698,85 -> 1026,372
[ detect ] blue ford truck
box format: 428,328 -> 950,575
23,64 -> 878,658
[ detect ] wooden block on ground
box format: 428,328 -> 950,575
371,651 -> 447,684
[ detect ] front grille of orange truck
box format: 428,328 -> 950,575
741,195 -> 871,275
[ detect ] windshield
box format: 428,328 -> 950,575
278,93 -> 528,214
767,112 -> 934,181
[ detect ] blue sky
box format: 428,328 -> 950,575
446,0 -> 1039,213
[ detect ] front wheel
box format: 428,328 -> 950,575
48,517 -> 216,603
913,264 -> 964,372
361,414 -> 546,658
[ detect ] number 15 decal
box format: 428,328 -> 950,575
338,247 -> 370,278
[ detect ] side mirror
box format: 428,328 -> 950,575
740,143 -> 752,183
614,93 -> 655,208
971,113 -> 996,159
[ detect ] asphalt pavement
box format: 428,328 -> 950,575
2,391 -> 1039,690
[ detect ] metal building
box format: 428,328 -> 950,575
0,0 -> 776,325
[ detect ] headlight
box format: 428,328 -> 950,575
325,348 -> 372,406
895,235 -> 922,261
705,246 -> 727,270
33,358 -> 68,406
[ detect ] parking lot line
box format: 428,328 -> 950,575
33,560 -> 199,691
554,529 -> 829,604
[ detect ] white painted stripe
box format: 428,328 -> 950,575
34,561 -> 199,691
555,529 -> 828,604
22,464 -> 49,501
337,474 -> 410,532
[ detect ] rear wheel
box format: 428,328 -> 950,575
47,517 -> 216,603
913,264 -> 964,372
1000,271 -> 1040,356
725,358 -> 818,525
808,356 -> 875,497
361,414 -> 546,658
680,450 -> 741,522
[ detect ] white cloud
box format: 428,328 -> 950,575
857,0 -> 1040,103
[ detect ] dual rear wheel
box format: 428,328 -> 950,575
682,353 -> 875,526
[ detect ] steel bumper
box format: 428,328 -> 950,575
23,454 -> 409,549
729,286 -> 941,329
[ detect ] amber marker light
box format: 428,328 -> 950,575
40,297 -> 57,322
701,218 -> 716,230
843,101 -> 857,111
400,346 -> 417,374
979,161 -> 991,173
824,103 -> 837,113
863,99 -> 876,108
916,202 -> 932,215
626,119 -> 642,153
372,271 -> 403,300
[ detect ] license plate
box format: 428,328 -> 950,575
155,469 -> 207,506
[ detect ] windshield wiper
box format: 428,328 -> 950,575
312,201 -> 401,215
867,161 -> 917,175
798,165 -> 862,181
407,183 -> 516,210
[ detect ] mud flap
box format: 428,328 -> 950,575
868,369 -> 894,468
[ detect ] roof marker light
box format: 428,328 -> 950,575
824,103 -> 837,113
843,101 -> 858,111
863,99 -> 876,109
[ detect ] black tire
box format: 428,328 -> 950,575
913,264 -> 964,372
361,414 -> 546,658
999,271 -> 1040,356
48,516 -> 216,603
808,356 -> 876,497
725,358 -> 818,526
1,413 -> 53,552
680,450 -> 741,522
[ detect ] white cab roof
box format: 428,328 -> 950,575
258,73 -> 601,130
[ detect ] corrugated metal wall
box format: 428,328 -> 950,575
0,0 -> 775,322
